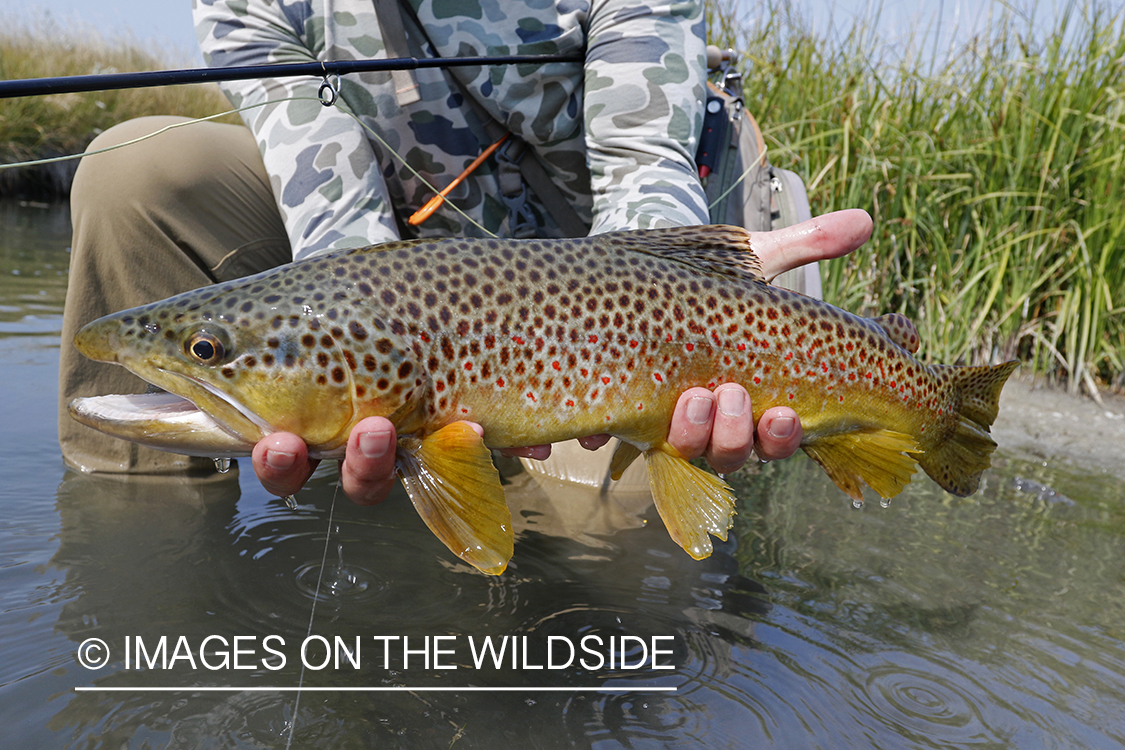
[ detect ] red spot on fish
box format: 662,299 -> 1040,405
602,376 -> 610,384
526,392 -> 536,402
737,343 -> 746,351
580,368 -> 589,377
496,378 -> 505,387
461,408 -> 469,414
553,361 -> 561,370
785,352 -> 793,360
637,403 -> 644,410
753,376 -> 761,384
514,336 -> 525,345
665,334 -> 673,342
629,340 -> 638,348
789,393 -> 794,399
566,399 -> 575,407
588,334 -> 598,343
653,373 -> 664,383
464,361 -> 473,370
685,343 -> 694,352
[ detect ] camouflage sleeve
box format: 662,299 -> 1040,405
583,0 -> 710,234
193,0 -> 401,259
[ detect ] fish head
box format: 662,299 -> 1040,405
70,277 -> 379,457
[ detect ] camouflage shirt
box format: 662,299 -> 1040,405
193,0 -> 709,259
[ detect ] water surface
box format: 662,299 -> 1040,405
1,201 -> 1123,748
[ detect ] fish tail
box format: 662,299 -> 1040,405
918,360 -> 1020,496
644,442 -> 737,559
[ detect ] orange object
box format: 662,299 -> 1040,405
408,134 -> 509,226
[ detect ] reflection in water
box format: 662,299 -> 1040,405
3,202 -> 1125,748
44,465 -> 774,749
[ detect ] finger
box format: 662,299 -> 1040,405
578,434 -> 612,451
498,444 -> 552,460
705,383 -> 755,474
252,432 -> 318,497
750,209 -> 873,280
755,406 -> 803,460
340,417 -> 398,505
667,387 -> 716,460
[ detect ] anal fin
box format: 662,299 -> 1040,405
609,441 -> 643,481
397,422 -> 513,575
644,443 -> 737,560
803,428 -> 921,501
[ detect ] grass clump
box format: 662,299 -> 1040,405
712,0 -> 1125,394
0,16 -> 233,198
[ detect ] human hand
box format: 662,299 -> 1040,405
252,417 -> 398,506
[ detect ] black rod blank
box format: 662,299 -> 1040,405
0,54 -> 582,99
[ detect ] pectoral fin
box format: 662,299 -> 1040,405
397,422 -> 513,575
803,428 -> 921,501
644,443 -> 737,560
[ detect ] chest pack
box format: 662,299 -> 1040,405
697,46 -> 819,298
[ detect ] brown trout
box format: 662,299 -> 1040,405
70,226 -> 1018,574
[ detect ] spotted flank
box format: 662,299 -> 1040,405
70,226 -> 1018,574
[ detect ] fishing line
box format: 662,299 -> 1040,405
284,475 -> 342,749
705,143 -> 771,213
0,90 -> 498,237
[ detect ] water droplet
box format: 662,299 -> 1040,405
213,457 -> 231,474
879,498 -> 891,509
716,473 -> 726,481
295,543 -> 381,603
282,495 -> 298,510
851,498 -> 865,510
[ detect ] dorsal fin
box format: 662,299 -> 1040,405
600,225 -> 766,284
347,237 -> 432,256
871,313 -> 920,353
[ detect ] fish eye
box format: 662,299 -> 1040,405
184,331 -> 227,365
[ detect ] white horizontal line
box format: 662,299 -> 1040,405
75,686 -> 677,693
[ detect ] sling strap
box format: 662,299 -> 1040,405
376,0 -> 589,237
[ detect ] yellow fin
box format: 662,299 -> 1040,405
643,443 -> 737,560
919,360 -> 1018,496
397,422 -> 513,575
871,313 -> 920,353
609,441 -> 643,481
803,428 -> 921,501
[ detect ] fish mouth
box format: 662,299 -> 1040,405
68,391 -> 257,458
68,368 -> 273,458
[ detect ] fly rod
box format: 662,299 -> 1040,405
0,53 -> 583,99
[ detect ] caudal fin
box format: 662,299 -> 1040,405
918,360 -> 1019,496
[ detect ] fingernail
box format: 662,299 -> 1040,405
686,396 -> 713,425
359,429 -> 392,459
768,416 -> 795,440
266,449 -> 297,471
718,388 -> 747,418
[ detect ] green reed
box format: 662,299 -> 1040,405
712,0 -> 1125,394
0,17 -> 232,180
